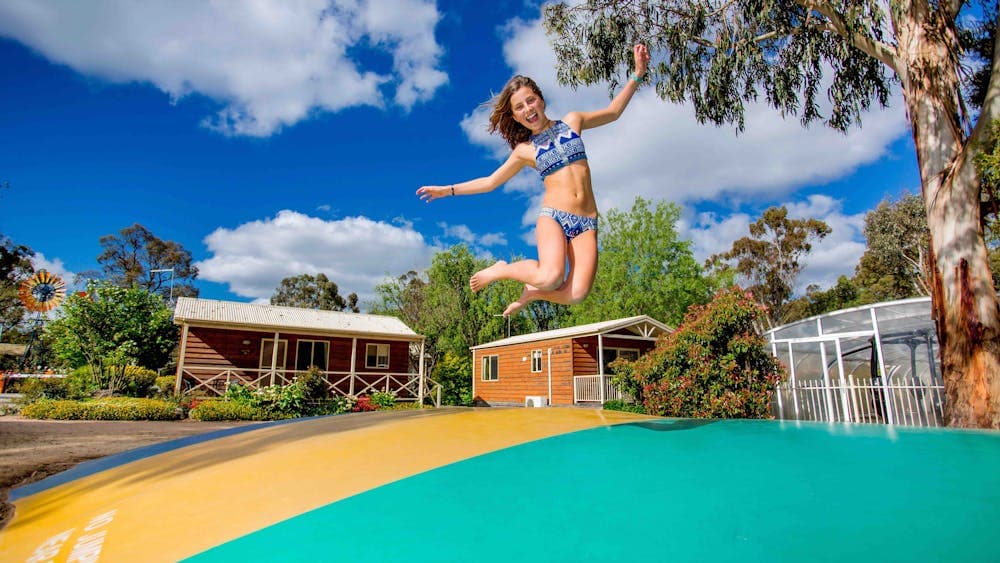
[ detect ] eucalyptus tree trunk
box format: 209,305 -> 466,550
892,3 -> 1000,428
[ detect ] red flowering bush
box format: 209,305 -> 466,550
613,286 -> 785,419
352,395 -> 378,412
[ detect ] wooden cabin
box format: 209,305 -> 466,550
470,316 -> 672,407
172,297 -> 439,405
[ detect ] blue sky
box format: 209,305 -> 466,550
0,0 -> 921,309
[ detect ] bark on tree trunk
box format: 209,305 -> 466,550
895,5 -> 1000,428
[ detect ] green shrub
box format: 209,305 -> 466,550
603,399 -> 646,414
369,390 -> 396,409
16,377 -> 69,403
224,382 -> 306,417
21,397 -> 182,420
615,287 -> 785,419
308,396 -> 352,416
189,399 -> 272,421
296,367 -> 329,401
66,364 -> 159,397
121,365 -> 159,397
154,376 -> 177,397
66,367 -> 100,399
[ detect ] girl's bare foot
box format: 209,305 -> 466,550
470,260 -> 507,292
503,284 -> 539,317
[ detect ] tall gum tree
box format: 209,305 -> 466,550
544,1 -> 999,427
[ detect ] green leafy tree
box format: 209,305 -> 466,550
783,276 -> 860,322
432,351 -> 473,406
98,223 -> 198,301
975,119 -> 1000,290
46,283 -> 178,392
613,286 -> 784,418
0,233 -> 34,337
543,1 -> 999,427
370,245 -> 555,404
418,246 -> 524,402
855,193 -> 931,301
570,197 -> 713,327
708,206 -> 830,327
271,273 -> 359,312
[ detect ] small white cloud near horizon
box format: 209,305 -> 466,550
437,222 -> 507,248
0,0 -> 447,137
196,210 -> 438,303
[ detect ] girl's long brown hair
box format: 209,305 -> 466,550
488,75 -> 544,149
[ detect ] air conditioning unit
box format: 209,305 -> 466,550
524,395 -> 548,408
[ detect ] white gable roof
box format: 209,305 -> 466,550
173,297 -> 421,340
471,315 -> 672,350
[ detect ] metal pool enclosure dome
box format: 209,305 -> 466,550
765,297 -> 942,427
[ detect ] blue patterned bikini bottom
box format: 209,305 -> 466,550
539,207 -> 598,240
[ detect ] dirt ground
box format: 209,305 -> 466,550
0,415 -> 255,530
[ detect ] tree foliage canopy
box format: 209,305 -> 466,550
271,273 -> 359,312
97,224 -> 198,300
0,233 -> 34,335
708,206 -> 830,326
544,0 -> 893,132
46,283 -> 179,385
570,197 -> 713,326
856,193 -> 930,301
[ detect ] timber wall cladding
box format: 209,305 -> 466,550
184,329 -> 408,373
474,339 -> 574,405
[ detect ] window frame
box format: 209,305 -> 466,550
365,343 -> 391,369
481,354 -> 499,381
295,339 -> 330,372
530,349 -> 543,373
259,339 -> 288,370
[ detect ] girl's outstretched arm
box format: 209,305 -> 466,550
566,44 -> 650,131
417,144 -> 533,202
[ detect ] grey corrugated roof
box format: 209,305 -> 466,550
471,315 -> 672,350
173,297 -> 421,340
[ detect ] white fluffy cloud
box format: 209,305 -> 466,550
196,210 -> 439,303
0,0 -> 446,136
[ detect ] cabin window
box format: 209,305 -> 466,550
482,355 -> 499,381
365,343 -> 390,369
296,340 -> 329,371
530,349 -> 543,373
259,339 -> 288,370
603,348 -> 640,373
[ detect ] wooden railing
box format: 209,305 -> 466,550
179,365 -> 442,407
573,375 -> 630,404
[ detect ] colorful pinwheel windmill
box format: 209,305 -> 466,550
18,269 -> 66,313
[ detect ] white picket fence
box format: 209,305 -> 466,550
774,375 -> 944,427
573,375 -> 628,403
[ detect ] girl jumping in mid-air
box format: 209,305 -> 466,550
417,44 -> 650,317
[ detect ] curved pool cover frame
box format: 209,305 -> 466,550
2,408 -> 998,562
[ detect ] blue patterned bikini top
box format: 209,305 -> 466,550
529,120 -> 588,179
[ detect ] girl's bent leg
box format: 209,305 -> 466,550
502,230 -> 598,316
469,217 -> 568,292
